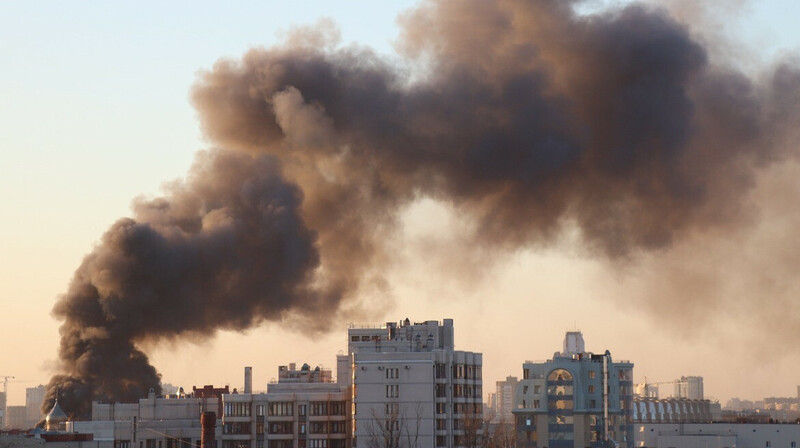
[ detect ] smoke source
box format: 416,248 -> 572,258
45,0 -> 800,418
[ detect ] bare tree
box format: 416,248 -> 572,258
484,414 -> 517,448
459,402 -> 484,448
364,401 -> 424,448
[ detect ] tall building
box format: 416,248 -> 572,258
343,318 -> 483,448
494,376 -> 518,423
25,384 -> 46,428
673,376 -> 703,400
513,331 -> 634,448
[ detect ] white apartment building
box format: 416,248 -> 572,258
341,318 -> 483,448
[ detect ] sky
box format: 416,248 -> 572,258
1,0 -> 799,408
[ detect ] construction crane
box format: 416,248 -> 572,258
637,376 -> 688,399
1,376 -> 14,396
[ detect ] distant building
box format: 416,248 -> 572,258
513,331 -> 635,448
6,406 -> 27,430
25,385 -> 46,429
494,376 -> 518,423
673,376 -> 704,400
344,318 -> 483,448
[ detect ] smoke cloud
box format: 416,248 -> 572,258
46,0 -> 799,417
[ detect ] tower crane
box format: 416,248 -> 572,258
1,376 -> 14,396
638,376 -> 687,399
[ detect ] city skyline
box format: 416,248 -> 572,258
2,0 -> 800,410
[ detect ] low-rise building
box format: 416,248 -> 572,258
635,422 -> 800,448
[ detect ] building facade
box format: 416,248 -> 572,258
494,377 -> 518,424
673,376 -> 703,401
513,332 -> 634,448
220,363 -> 350,448
343,318 -> 483,448
635,422 -> 800,448
26,385 -> 46,429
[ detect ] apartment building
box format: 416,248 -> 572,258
342,318 -> 483,448
513,331 -> 634,448
220,363 -> 350,448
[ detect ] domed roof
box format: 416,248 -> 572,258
45,399 -> 68,431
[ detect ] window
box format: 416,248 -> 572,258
268,422 -> 293,434
590,399 -> 597,408
298,404 -> 307,416
268,402 -> 293,416
310,422 -> 328,434
547,369 -> 573,381
435,363 -> 447,379
766,442 -> 771,447
524,369 -> 530,380
224,401 -> 251,417
310,402 -> 328,416
385,420 -> 399,431
523,385 -> 529,394
436,384 -> 446,397
534,385 -> 541,394
436,403 -> 446,414
361,336 -> 370,341
309,441 -> 328,448
330,401 -> 347,415
386,384 -> 399,398
351,336 -> 359,342
331,421 -> 346,434
436,419 -> 446,430
256,405 -> 265,416
588,385 -> 595,393
223,422 -> 251,434
589,371 -> 596,379
385,368 -> 399,379
222,442 -> 252,448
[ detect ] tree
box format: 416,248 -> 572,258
364,401 -> 424,448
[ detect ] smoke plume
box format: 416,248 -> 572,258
46,0 -> 799,417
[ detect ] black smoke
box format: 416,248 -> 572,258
46,0 -> 800,418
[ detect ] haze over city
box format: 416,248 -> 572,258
1,0 -> 799,416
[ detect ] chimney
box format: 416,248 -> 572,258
201,411 -> 216,448
244,367 -> 252,394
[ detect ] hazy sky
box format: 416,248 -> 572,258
1,0 -> 799,407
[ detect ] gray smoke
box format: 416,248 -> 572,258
46,0 -> 800,418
